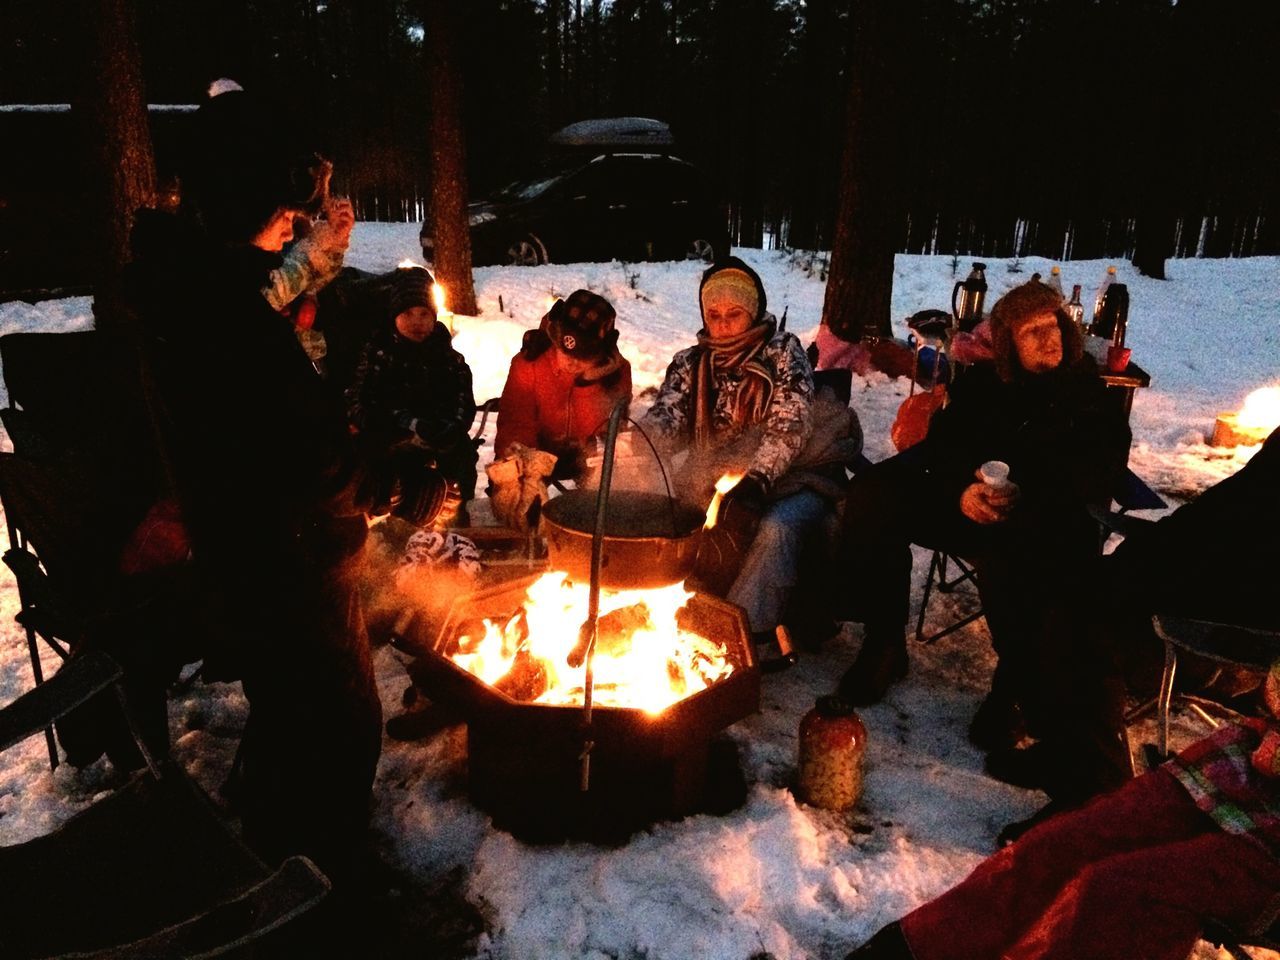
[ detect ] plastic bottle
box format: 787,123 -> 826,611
1045,265 -> 1064,297
1066,284 -> 1086,333
797,696 -> 868,811
1090,265 -> 1117,330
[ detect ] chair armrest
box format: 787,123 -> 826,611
0,650 -> 122,754
1152,614 -> 1280,670
1089,504 -> 1157,539
69,856 -> 331,959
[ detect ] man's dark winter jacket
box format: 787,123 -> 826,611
125,211 -> 373,654
921,358 -> 1131,523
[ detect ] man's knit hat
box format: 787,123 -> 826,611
546,290 -> 618,359
389,266 -> 436,318
699,257 -> 767,325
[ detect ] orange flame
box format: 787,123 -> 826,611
432,282 -> 448,315
704,472 -> 745,529
449,571 -> 734,714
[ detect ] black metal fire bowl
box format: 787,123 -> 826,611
414,574 -> 761,843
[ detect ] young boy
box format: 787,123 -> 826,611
345,265 -> 478,520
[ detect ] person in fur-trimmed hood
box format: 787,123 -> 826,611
641,257 -> 861,664
832,281 -> 1130,765
492,289 -> 633,484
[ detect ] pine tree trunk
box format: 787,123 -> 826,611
821,0 -> 906,342
1132,211 -> 1173,279
424,0 -> 479,315
547,0 -> 563,127
73,0 -> 156,327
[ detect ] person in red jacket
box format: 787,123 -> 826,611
493,289 -> 633,483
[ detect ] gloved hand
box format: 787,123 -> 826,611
486,444 -> 559,533
391,465 -> 449,528
719,471 -> 769,527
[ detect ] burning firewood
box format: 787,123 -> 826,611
499,607 -> 530,657
595,602 -> 653,657
493,645 -> 549,702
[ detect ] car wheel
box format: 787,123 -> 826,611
507,235 -> 548,267
686,238 -> 716,263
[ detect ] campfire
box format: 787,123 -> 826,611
1212,386 -> 1280,447
447,571 -> 735,713
414,572 -> 759,841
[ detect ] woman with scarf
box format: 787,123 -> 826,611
641,258 -> 858,665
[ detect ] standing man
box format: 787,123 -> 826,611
125,85 -> 449,882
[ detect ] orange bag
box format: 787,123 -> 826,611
890,385 -> 947,452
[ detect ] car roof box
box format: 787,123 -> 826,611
549,117 -> 674,150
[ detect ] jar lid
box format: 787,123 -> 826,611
815,695 -> 856,718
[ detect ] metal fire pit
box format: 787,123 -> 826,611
414,574 -> 760,843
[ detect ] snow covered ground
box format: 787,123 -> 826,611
0,222 -> 1275,959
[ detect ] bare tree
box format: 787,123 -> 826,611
73,0 -> 156,324
423,0 -> 478,315
821,0 -> 907,342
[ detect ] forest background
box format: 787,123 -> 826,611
3,0 -> 1278,305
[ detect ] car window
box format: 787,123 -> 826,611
559,161 -> 618,203
649,161 -> 700,203
496,173 -> 564,202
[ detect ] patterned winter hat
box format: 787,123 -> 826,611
546,290 -> 618,359
389,266 -> 436,318
698,257 -> 767,326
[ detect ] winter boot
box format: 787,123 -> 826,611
838,629 -> 908,705
752,628 -> 799,673
967,688 -> 1025,752
845,921 -> 915,959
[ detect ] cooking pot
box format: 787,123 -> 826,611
542,490 -> 704,590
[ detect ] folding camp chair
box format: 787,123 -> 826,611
0,649 -> 329,959
916,467 -> 1167,645
1145,614 -> 1279,760
0,330 -> 181,768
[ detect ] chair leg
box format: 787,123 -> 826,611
915,551 -> 943,643
1157,638 -> 1177,759
916,551 -> 984,645
22,621 -> 59,769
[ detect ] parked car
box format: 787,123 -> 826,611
420,151 -> 729,267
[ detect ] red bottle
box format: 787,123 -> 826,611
798,696 -> 868,811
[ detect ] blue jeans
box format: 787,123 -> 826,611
727,489 -> 831,634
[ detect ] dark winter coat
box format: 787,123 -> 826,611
125,210 -> 374,656
1108,425 -> 1279,629
921,358 -> 1131,523
345,322 -> 478,495
125,209 -> 384,874
347,323 -> 475,445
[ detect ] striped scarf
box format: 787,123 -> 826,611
692,318 -> 776,450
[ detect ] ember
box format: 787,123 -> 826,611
448,571 -> 735,713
